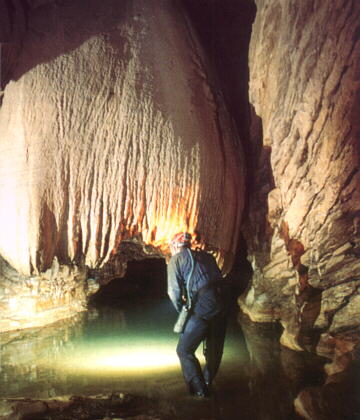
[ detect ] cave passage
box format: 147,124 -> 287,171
0,258 -> 333,420
90,258 -> 169,304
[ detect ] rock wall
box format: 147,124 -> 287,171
241,0 -> 360,357
0,0 -> 245,331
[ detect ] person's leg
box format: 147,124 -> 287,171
203,314 -> 227,386
176,315 -> 208,394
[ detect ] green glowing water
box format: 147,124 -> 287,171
0,298 -> 334,419
0,299 -> 247,400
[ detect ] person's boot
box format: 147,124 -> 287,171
203,368 -> 211,388
190,377 -> 209,398
203,372 -> 213,395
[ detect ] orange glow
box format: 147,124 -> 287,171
143,184 -> 200,253
150,214 -> 193,247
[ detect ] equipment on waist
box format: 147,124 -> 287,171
173,247 -> 195,333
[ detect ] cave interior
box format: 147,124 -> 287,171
0,0 -> 359,419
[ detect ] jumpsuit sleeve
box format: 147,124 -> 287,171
167,256 -> 183,313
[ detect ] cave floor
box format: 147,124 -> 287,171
0,298 -> 354,420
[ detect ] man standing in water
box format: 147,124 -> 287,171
167,232 -> 228,398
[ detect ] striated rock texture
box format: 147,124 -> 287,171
0,0 -> 245,331
240,0 -> 360,357
0,255 -> 93,331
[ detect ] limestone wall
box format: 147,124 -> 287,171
0,0 -> 245,331
241,0 -> 360,355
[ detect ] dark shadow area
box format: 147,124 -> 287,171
225,233 -> 253,304
181,1 -> 279,308
181,0 -> 261,211
240,106 -> 276,288
90,258 -> 168,305
182,0 -> 256,144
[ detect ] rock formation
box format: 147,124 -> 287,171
1,2 -> 360,418
1,0 -> 359,374
0,0 -> 245,331
240,0 -> 360,360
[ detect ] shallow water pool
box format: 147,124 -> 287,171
0,299 -> 333,419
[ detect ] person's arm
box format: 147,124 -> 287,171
167,257 -> 183,312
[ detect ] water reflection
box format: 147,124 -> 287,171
240,314 -> 327,420
1,300 -> 355,420
0,312 -> 86,398
0,300 -> 178,398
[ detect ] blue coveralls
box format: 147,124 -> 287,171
167,247 -> 228,390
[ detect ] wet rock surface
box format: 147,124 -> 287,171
240,0 -> 360,356
0,256 -> 89,331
